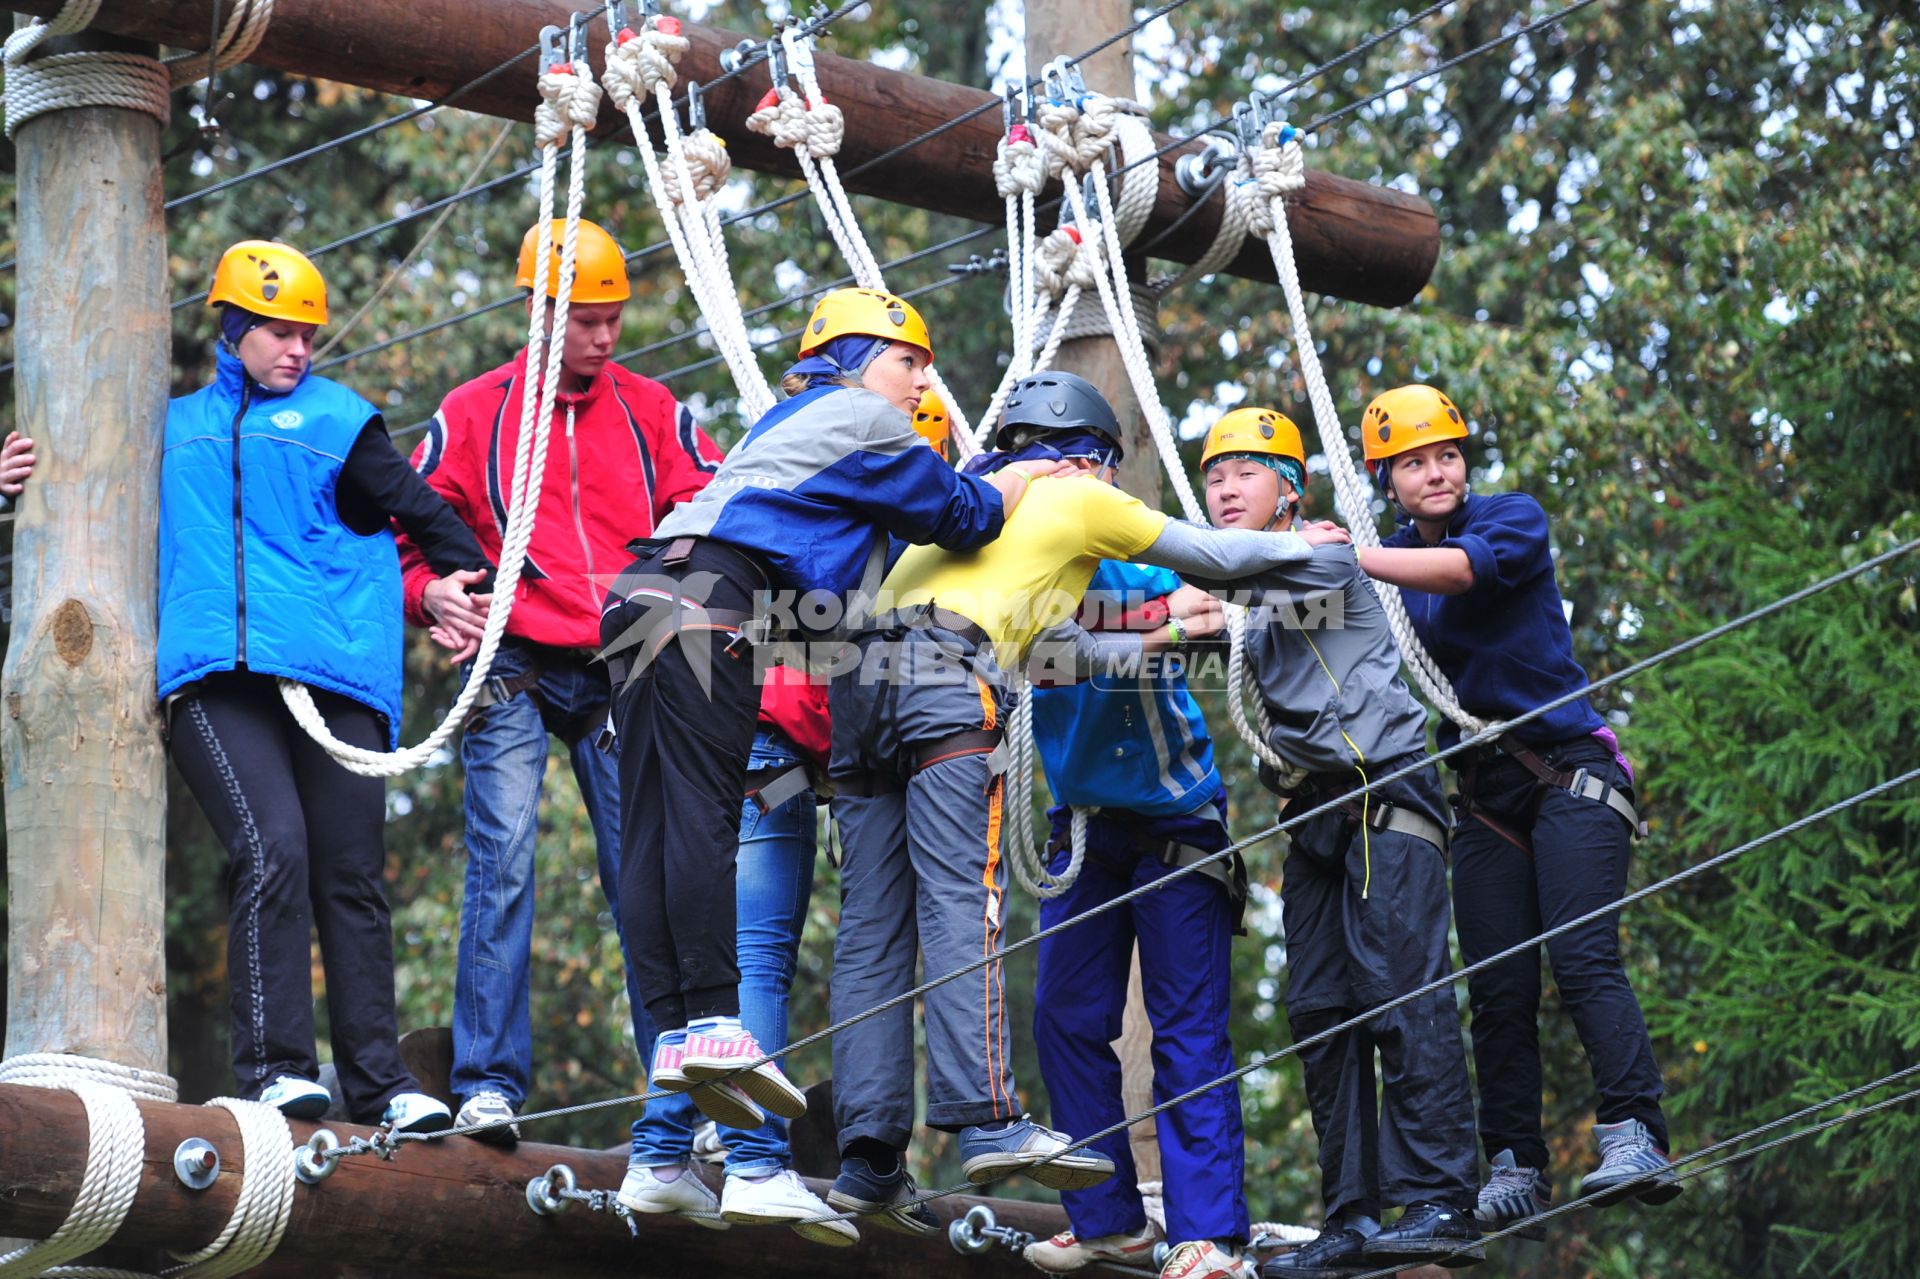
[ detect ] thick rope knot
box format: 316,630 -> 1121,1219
799,95 -> 845,159
994,136 -> 1046,198
660,128 -> 731,204
1244,131 -> 1305,238
535,66 -> 602,145
603,20 -> 686,109
744,86 -> 812,151
1034,225 -> 1104,298
1034,96 -> 1085,178
1071,92 -> 1120,163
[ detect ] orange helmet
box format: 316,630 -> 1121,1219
516,219 -> 632,302
910,390 -> 950,456
1200,406 -> 1307,483
1361,384 -> 1468,479
208,240 -> 329,324
800,288 -> 932,362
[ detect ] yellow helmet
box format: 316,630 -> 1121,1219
516,219 -> 632,303
1200,407 -> 1307,483
799,287 -> 932,362
910,390 -> 950,455
1361,384 -> 1467,478
208,240 -> 329,325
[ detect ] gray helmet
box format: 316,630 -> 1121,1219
994,370 -> 1125,457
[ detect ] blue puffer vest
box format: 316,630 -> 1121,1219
157,346 -> 404,746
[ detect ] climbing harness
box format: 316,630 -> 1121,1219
278,15 -> 600,776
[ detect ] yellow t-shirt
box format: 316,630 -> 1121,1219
880,474 -> 1168,660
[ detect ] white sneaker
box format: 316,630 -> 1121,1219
1024,1223 -> 1163,1274
720,1169 -> 859,1247
1158,1240 -> 1256,1279
691,1119 -> 729,1164
381,1092 -> 452,1135
616,1162 -> 730,1231
454,1091 -> 520,1145
259,1075 -> 331,1120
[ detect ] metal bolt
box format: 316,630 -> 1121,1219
173,1138 -> 220,1190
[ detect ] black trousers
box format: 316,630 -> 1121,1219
168,670 -> 418,1122
601,539 -> 765,1030
1282,762 -> 1479,1217
1452,735 -> 1668,1169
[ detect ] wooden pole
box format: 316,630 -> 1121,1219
7,0 -> 1441,308
1023,0 -> 1166,1206
1,28 -> 172,1076
0,1083 -> 1070,1278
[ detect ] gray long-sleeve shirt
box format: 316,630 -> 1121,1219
1187,541 -> 1430,776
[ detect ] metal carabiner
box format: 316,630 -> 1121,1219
780,22 -> 818,87
1040,56 -> 1076,106
567,9 -> 592,66
766,33 -> 789,89
538,24 -> 569,74
607,0 -> 635,36
685,79 -> 707,132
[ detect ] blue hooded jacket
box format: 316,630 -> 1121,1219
158,346 -> 405,745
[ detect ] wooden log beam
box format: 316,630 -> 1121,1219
0,1083 -> 1073,1278
9,0 -> 1439,307
1,28 -> 171,1073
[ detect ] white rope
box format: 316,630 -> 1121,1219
0,1083 -> 143,1279
1002,682 -> 1087,900
606,17 -> 775,420
0,1053 -> 177,1102
165,1099 -> 295,1279
1156,168 -> 1252,296
763,34 -> 978,448
279,38 -> 598,773
1242,126 -> 1485,733
2,0 -> 169,138
161,0 -> 275,90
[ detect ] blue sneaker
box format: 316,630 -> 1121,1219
1584,1119 -> 1683,1206
958,1116 -> 1115,1191
1475,1149 -> 1551,1241
382,1092 -> 453,1135
258,1075 -> 331,1120
825,1156 -> 939,1238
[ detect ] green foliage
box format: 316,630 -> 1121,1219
0,1 -> 1915,1272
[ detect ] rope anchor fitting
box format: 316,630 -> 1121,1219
525,1163 -> 640,1235
293,1128 -> 340,1185
947,1204 -> 1034,1257
173,1137 -> 221,1190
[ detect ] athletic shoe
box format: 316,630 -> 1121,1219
1360,1202 -> 1484,1269
259,1075 -> 331,1121
1159,1239 -> 1256,1279
617,1162 -> 730,1230
720,1168 -> 860,1247
1584,1119 -> 1684,1206
650,1031 -> 694,1091
691,1119 -> 729,1164
381,1092 -> 453,1135
680,1017 -> 808,1120
826,1156 -> 940,1238
959,1117 -> 1116,1192
1476,1148 -> 1551,1241
1259,1227 -> 1369,1278
454,1090 -> 520,1146
1024,1223 -> 1163,1274
653,1030 -> 764,1129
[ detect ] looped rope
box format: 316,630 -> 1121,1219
161,0 -> 275,90
1002,686 -> 1087,899
281,31 -> 597,771
1238,124 -> 1485,733
0,1082 -> 143,1279
600,15 -> 685,103
2,0 -> 169,138
165,1099 -> 296,1279
0,1053 -> 177,1102
993,135 -> 1046,199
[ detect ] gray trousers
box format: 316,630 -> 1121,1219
828,627 -> 1020,1148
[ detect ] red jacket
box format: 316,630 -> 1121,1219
399,348 -> 723,650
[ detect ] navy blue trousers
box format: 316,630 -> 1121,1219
1034,806 -> 1250,1247
1452,735 -> 1668,1169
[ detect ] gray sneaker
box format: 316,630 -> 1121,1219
1475,1149 -> 1551,1241
958,1116 -> 1115,1191
454,1090 -> 520,1146
1583,1119 -> 1683,1206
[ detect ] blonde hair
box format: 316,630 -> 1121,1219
781,372 -> 862,398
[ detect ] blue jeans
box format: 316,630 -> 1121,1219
451,640 -> 648,1109
630,731 -> 816,1177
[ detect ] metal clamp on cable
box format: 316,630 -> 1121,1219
948,1204 -> 1035,1257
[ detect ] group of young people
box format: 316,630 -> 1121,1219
138,217 -> 1677,1279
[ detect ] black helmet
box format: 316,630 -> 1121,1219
994,370 -> 1125,456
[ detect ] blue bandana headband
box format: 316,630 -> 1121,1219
1210,451 -> 1306,497
961,431 -> 1122,478
219,303 -> 268,351
781,334 -> 895,392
